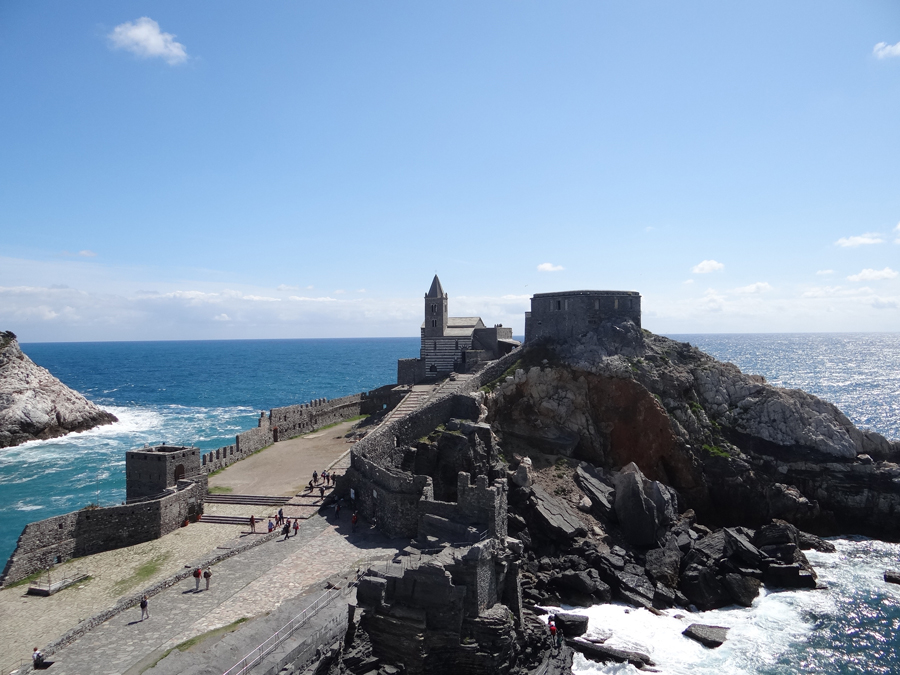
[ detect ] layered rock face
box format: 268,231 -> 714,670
0,331 -> 117,448
486,320 -> 900,540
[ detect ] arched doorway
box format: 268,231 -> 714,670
174,464 -> 185,482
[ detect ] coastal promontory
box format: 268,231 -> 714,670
0,331 -> 117,448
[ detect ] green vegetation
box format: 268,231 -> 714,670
112,553 -> 170,596
553,486 -> 569,497
310,415 -> 369,435
4,568 -> 49,589
481,359 -> 524,392
143,618 -> 250,672
81,502 -> 100,510
207,485 -> 233,494
207,466 -> 226,478
702,444 -> 730,458
689,401 -> 703,414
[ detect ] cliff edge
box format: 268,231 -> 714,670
486,319 -> 900,539
0,331 -> 117,448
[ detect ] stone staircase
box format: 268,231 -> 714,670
203,493 -> 291,506
381,385 -> 435,425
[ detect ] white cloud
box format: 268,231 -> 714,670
895,222 -> 900,244
734,282 -> 773,294
682,279 -> 694,285
79,250 -> 97,258
872,298 -> 899,310
847,267 -> 898,282
815,270 -> 834,276
213,313 -> 230,321
835,233 -> 884,247
691,260 -> 724,274
108,17 -> 188,65
334,289 -> 346,295
357,289 -> 367,293
537,263 -> 564,272
874,41 -> 900,59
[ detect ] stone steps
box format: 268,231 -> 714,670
204,494 -> 290,506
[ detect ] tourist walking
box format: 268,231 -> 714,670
549,619 -> 557,648
204,568 -> 212,591
249,514 -> 256,533
33,648 -> 44,668
268,519 -> 274,532
293,519 -> 299,537
140,594 -> 150,620
193,567 -> 202,591
282,520 -> 291,541
278,507 -> 284,524
352,512 -> 358,532
313,470 -> 318,485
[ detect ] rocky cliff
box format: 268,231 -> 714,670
0,331 -> 117,448
486,320 -> 900,540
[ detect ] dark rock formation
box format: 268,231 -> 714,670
884,570 -> 900,585
0,331 -> 117,448
682,623 -> 730,648
553,612 -> 589,637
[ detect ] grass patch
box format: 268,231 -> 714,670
3,569 -> 48,589
702,444 -> 730,458
112,553 -> 170,596
689,401 -> 703,414
304,415 -> 369,436
481,359 -> 524,393
207,486 -> 233,494
207,466 -> 226,478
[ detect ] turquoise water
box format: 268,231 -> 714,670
0,338 -> 419,566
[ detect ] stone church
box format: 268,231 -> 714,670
397,275 -> 519,384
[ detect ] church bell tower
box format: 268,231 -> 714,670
424,274 -> 448,338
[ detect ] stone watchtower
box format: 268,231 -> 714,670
125,444 -> 202,502
423,274 -> 448,338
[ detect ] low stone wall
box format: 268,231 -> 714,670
1,480 -> 204,586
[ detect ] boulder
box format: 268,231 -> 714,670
723,528 -> 764,567
551,569 -> 606,596
577,496 -> 592,513
613,464 -> 659,547
554,612 -> 589,637
529,486 -> 588,541
568,638 -> 655,668
680,563 -> 731,611
764,563 -> 817,589
682,624 -> 730,648
512,457 -> 534,487
722,573 -> 761,607
574,464 -> 617,520
884,570 -> 900,585
644,543 -> 682,588
797,530 -> 836,553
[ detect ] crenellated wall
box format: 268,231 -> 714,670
1,479 -> 205,586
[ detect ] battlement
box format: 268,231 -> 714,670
126,444 -> 202,502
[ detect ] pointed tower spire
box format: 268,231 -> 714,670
426,274 -> 445,299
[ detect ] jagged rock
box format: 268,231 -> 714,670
512,456 -> 534,487
644,542 -> 682,588
764,563 -> 817,589
722,573 -> 761,607
682,624 -> 730,648
577,496 -> 592,513
550,569 -> 608,597
357,576 -> 387,607
884,570 -> 900,585
613,464 -> 660,547
553,612 -> 589,637
680,563 -> 731,611
528,485 -> 588,540
797,530 -> 836,553
574,463 -> 617,520
568,637 -> 655,668
723,528 -> 764,567
0,331 -> 117,448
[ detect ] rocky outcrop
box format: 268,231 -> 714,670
485,319 -> 900,540
682,624 -> 729,648
0,331 -> 117,448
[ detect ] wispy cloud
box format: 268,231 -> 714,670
734,282 -> 772,294
872,298 -> 899,310
692,260 -> 724,274
816,270 -> 834,276
213,313 -> 230,321
835,233 -> 884,247
874,41 -> 900,59
895,223 -> 900,244
847,267 -> 898,282
108,17 -> 188,65
537,263 -> 564,272
78,250 -> 97,258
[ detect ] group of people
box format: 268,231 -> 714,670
192,566 -> 212,592
547,615 -> 563,648
312,469 -> 336,486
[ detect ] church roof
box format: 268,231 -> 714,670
419,316 -> 486,336
425,275 -> 445,298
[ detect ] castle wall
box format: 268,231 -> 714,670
525,290 -> 641,343
126,446 -> 202,501
349,348 -> 522,538
1,479 -> 204,586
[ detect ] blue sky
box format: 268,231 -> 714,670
1,1 -> 899,341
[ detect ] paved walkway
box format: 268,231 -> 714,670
40,514 -> 398,675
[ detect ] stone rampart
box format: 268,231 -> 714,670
1,479 -> 204,586
348,348 -> 522,539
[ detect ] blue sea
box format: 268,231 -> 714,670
2,333 -> 900,674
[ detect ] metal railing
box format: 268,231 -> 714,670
221,588 -> 341,675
